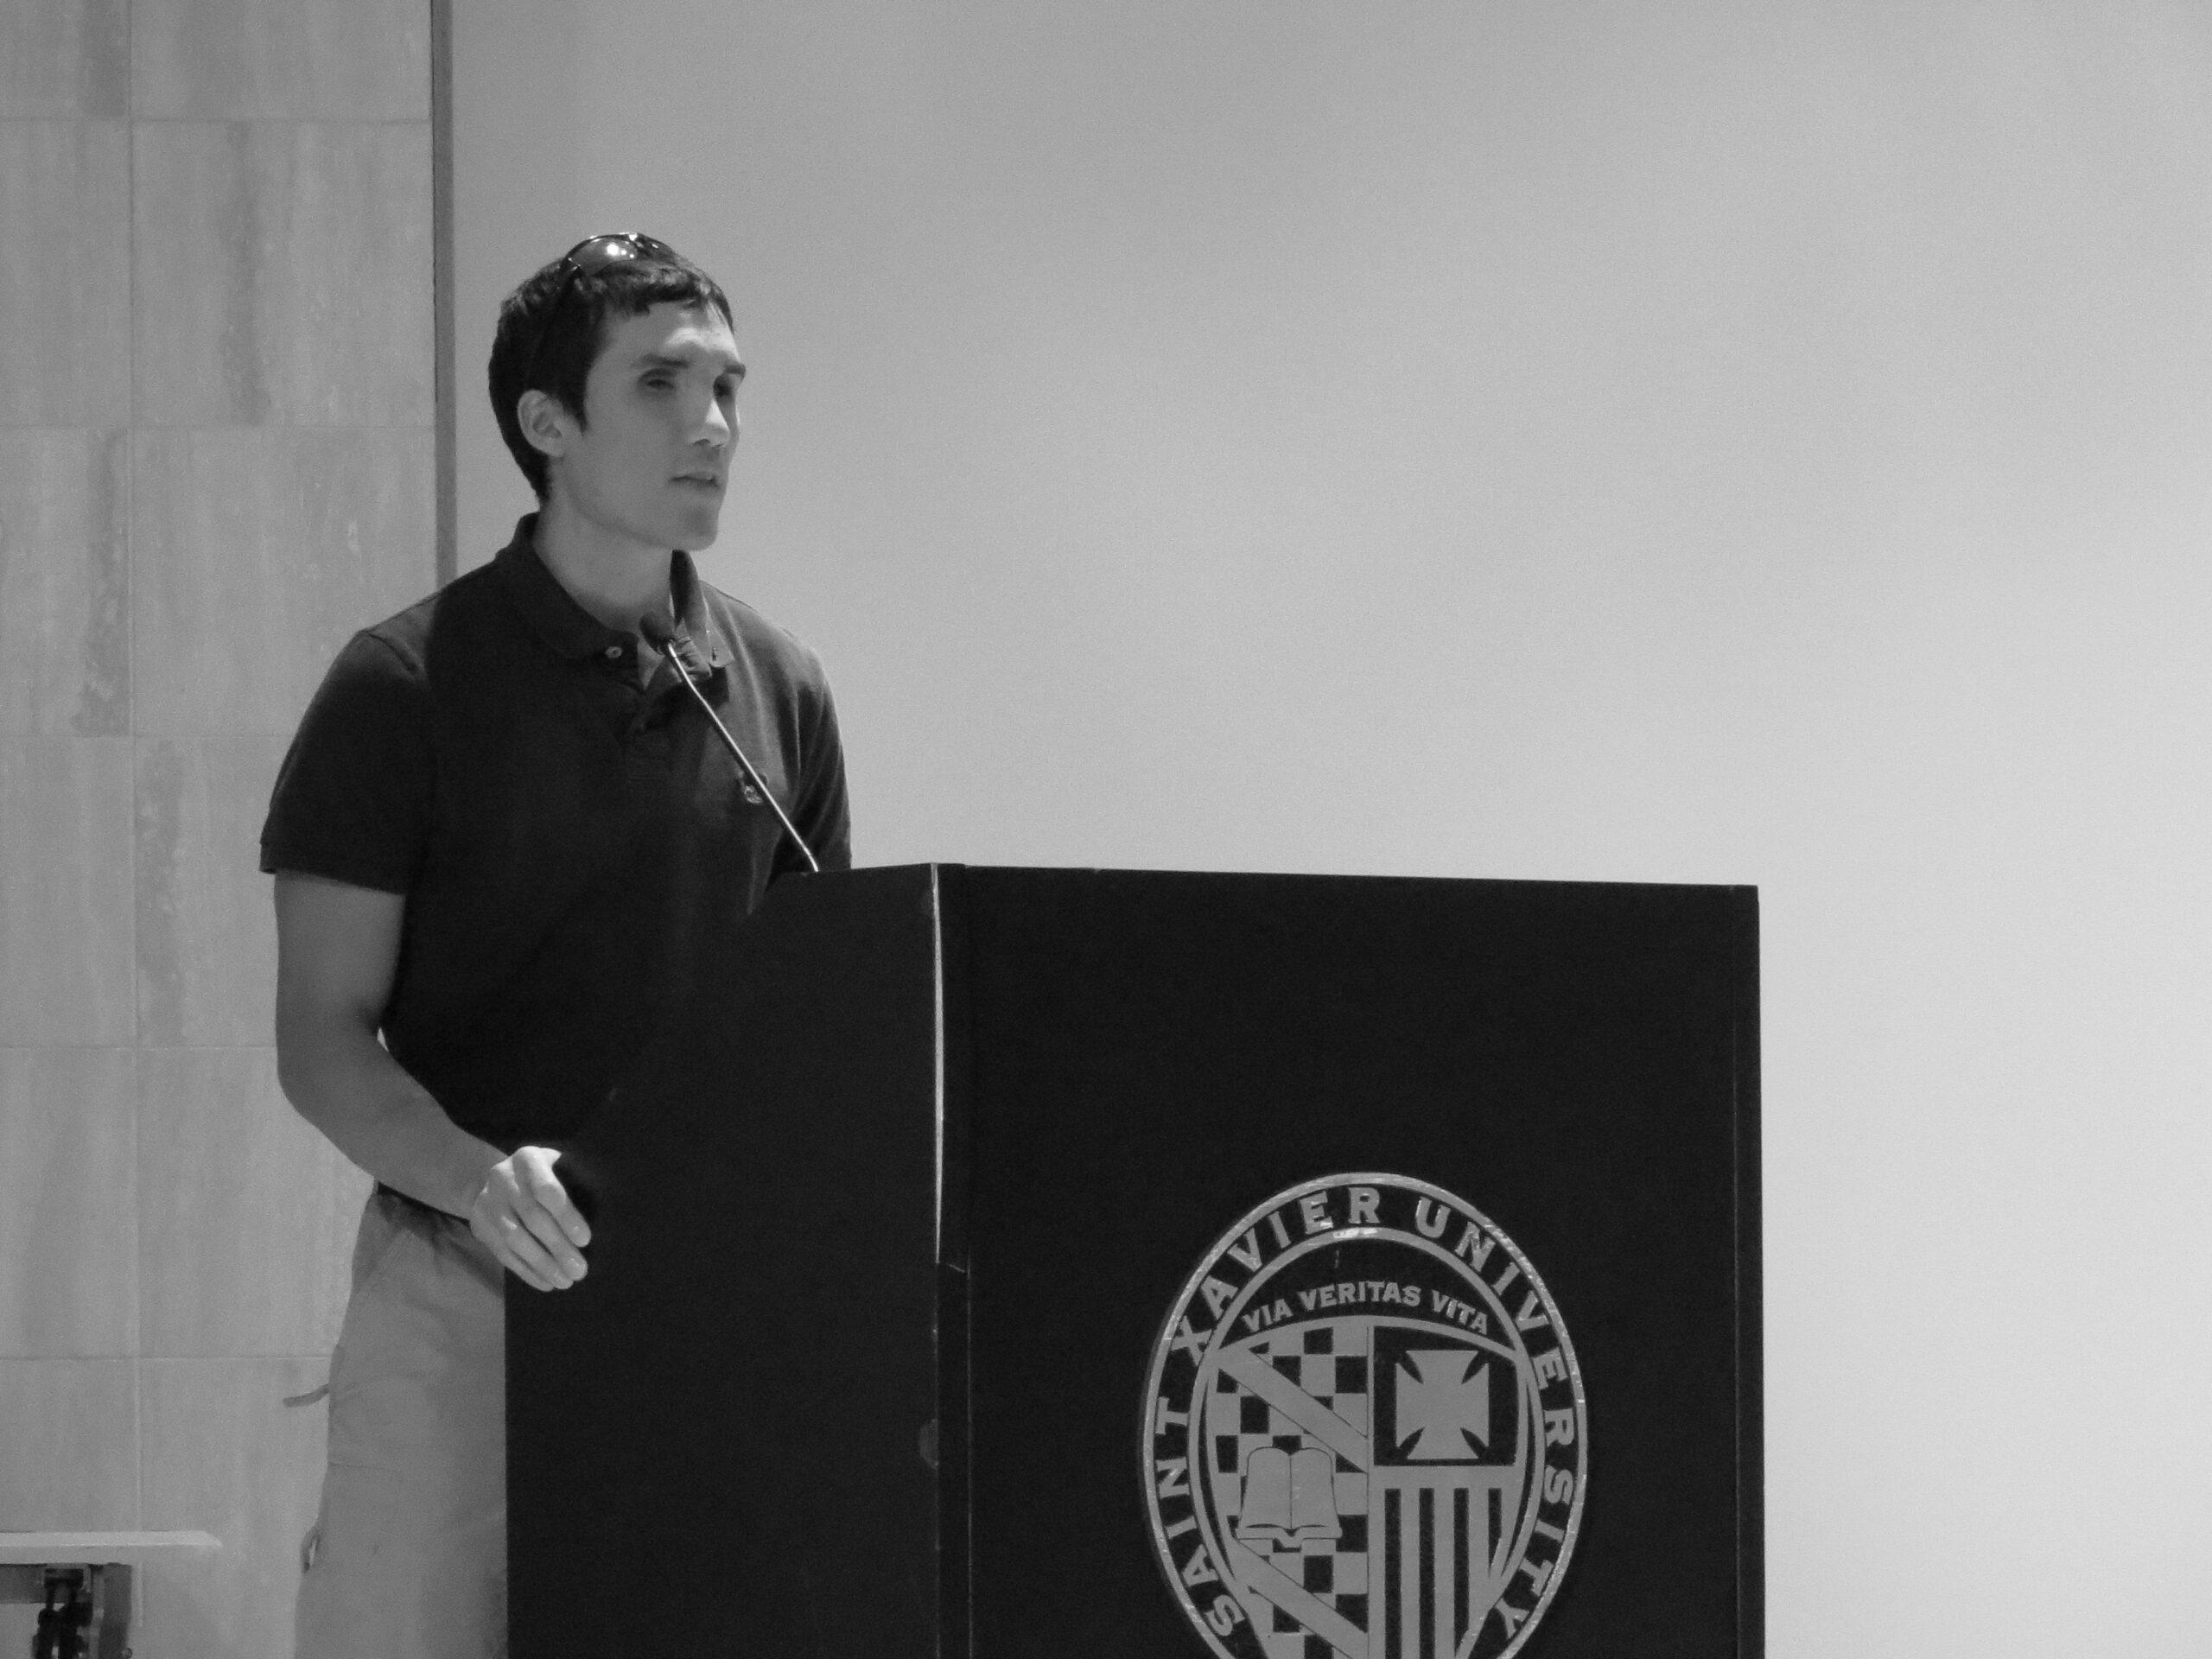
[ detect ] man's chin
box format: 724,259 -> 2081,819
667,508 -> 723,552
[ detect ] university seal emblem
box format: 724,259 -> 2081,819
1141,1174 -> 1586,1659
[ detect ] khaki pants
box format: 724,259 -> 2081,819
296,1190 -> 506,1658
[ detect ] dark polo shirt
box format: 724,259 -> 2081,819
261,516 -> 851,1150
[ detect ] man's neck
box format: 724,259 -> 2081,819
532,495 -> 671,632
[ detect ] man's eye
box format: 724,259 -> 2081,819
643,376 -> 672,391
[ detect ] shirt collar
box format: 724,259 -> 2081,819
494,513 -> 732,673
665,540 -> 732,674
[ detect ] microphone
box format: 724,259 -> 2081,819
641,615 -> 821,874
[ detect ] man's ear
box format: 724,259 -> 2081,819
517,388 -> 575,461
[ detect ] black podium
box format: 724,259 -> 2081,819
506,867 -> 1760,1657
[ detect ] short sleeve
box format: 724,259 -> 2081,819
260,630 -> 435,893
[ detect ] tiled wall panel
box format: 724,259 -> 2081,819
134,737 -> 290,1047
0,737 -> 136,1045
0,429 -> 130,737
0,1047 -> 137,1356
0,0 -> 128,118
0,121 -> 130,427
3,2 -> 434,1647
140,1357 -> 330,1659
133,121 -> 435,429
130,428 -> 436,739
0,1358 -> 138,1528
132,0 -> 429,121
137,1046 -> 368,1357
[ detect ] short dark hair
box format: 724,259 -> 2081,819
488,242 -> 735,500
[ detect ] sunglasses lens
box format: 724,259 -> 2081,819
568,233 -> 676,277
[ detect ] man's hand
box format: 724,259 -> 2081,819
469,1146 -> 592,1292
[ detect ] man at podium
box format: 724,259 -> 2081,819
259,234 -> 851,1659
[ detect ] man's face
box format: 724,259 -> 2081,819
542,300 -> 744,552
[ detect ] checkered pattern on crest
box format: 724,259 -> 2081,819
1206,1319 -> 1375,1659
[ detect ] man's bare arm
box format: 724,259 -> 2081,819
273,872 -> 590,1291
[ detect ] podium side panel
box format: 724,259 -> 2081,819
506,865 -> 943,1656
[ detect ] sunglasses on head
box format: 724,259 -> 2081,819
518,232 -> 682,390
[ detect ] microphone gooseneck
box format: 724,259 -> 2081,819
642,616 -> 821,874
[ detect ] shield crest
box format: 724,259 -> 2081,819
1195,1315 -> 1540,1659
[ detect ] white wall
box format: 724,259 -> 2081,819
454,4 -> 2212,1652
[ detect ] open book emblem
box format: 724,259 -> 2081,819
1141,1174 -> 1587,1659
1235,1444 -> 1342,1547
